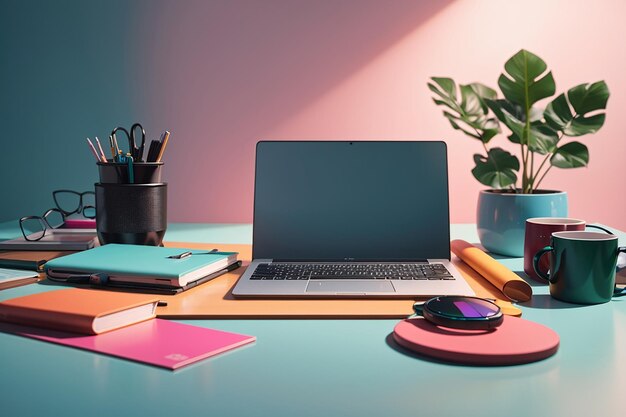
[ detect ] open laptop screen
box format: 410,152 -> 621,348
253,141 -> 451,261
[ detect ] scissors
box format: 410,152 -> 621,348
111,123 -> 146,162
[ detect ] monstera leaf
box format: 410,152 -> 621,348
486,99 -> 558,154
544,81 -> 609,136
550,142 -> 589,168
428,77 -> 500,143
471,148 -> 520,188
498,50 -> 556,108
469,83 -> 500,113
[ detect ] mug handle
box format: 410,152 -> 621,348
586,224 -> 614,234
614,246 -> 626,297
533,246 -> 553,282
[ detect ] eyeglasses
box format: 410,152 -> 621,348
52,190 -> 96,219
19,208 -> 66,241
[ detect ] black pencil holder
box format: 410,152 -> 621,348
97,162 -> 164,184
95,183 -> 167,246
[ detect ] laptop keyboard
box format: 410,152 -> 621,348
250,263 -> 455,280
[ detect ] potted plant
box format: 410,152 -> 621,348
428,49 -> 609,256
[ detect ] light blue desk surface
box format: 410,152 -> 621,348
1,224 -> 625,417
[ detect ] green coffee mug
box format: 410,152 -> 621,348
533,231 -> 626,304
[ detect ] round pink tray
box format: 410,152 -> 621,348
393,316 -> 559,366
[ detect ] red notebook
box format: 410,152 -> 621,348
0,318 -> 256,370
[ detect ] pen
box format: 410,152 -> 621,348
167,249 -> 222,259
169,251 -> 193,259
95,137 -> 108,163
147,140 -> 159,162
127,153 -> 134,183
156,130 -> 170,162
86,138 -> 101,162
108,135 -> 117,160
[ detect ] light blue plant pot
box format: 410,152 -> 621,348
477,190 -> 568,257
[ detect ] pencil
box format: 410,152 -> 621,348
112,134 -> 120,153
95,136 -> 108,163
86,138 -> 101,162
156,130 -> 171,162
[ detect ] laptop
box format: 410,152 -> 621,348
232,141 -> 475,298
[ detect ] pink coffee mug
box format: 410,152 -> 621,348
523,218 -> 611,281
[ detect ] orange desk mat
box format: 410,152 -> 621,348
157,242 -> 522,319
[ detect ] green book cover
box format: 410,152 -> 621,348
45,244 -> 238,286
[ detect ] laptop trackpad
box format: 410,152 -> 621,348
306,281 -> 395,293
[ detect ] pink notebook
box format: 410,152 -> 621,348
0,319 -> 255,370
62,218 -> 97,229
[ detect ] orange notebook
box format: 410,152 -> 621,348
0,289 -> 160,334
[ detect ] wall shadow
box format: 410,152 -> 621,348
133,0 -> 456,221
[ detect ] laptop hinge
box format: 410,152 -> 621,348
271,259 -> 429,263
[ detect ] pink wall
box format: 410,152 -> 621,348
131,0 -> 626,230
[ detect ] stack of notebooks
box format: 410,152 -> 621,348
0,289 -> 255,369
0,250 -> 77,290
0,250 -> 75,273
0,268 -> 40,290
0,229 -> 98,251
0,226 -> 99,289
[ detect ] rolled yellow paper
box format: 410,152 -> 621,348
451,239 -> 532,302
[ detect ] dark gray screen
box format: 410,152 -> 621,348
253,141 -> 450,260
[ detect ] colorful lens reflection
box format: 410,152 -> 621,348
428,296 -> 500,319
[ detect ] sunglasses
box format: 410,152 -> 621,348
411,296 -> 503,330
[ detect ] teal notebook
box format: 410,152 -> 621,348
45,244 -> 238,287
